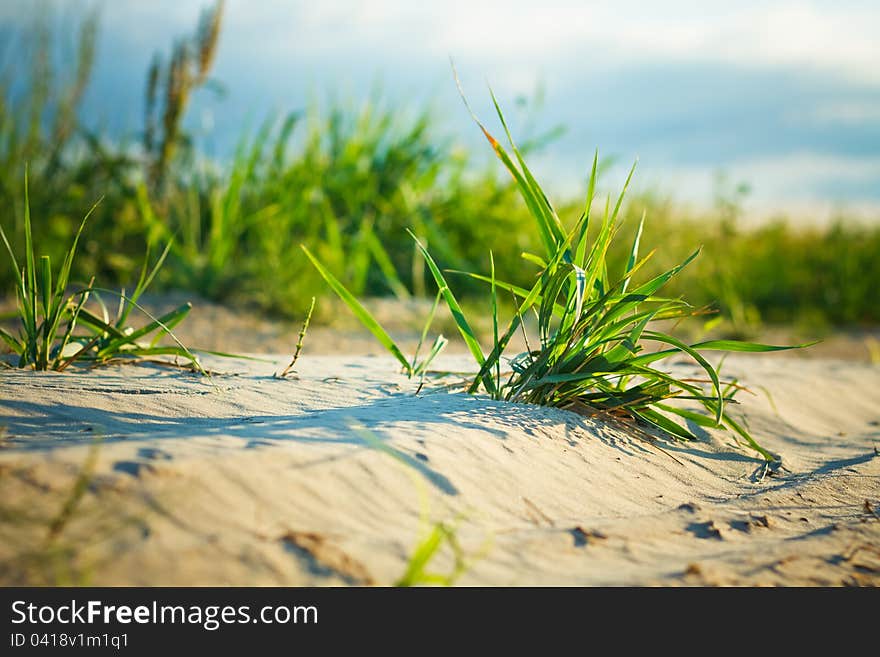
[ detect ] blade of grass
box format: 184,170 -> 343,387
301,244 -> 411,374
279,296 -> 315,377
408,229 -> 496,396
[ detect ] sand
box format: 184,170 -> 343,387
0,352 -> 878,586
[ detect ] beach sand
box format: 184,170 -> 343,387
1,349 -> 878,587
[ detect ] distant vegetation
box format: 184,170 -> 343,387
1,1 -> 878,336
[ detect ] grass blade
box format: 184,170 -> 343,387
301,244 -> 412,374
408,230 -> 496,396
96,303 -> 192,357
622,211 -> 644,293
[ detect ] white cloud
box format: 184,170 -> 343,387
5,0 -> 878,213
423,1 -> 880,83
14,1 -> 878,85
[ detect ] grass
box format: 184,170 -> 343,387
0,173 -> 201,371
395,516 -> 470,587
351,423 -> 486,586
277,296 -> 316,377
303,243 -> 448,382
0,5 -> 833,461
0,438 -> 159,586
308,86 -> 814,464
447,86 -> 814,462
2,5 -> 878,333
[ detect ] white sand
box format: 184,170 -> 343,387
1,354 -> 878,586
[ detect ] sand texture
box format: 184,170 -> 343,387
1,353 -> 878,586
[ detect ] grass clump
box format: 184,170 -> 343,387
445,87 -> 811,462
309,83 -> 812,464
0,173 -> 199,372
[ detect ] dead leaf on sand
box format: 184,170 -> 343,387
279,531 -> 374,585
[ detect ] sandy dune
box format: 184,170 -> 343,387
0,353 -> 878,586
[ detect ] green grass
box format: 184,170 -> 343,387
310,89 -> 814,464
452,90 -> 813,462
0,173 -> 200,371
302,243 -> 448,380
395,516 -> 470,587
2,6 -> 878,333
0,439 -> 157,586
351,423 -> 486,586
277,296 -> 316,378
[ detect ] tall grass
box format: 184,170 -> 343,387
143,1 -> 224,191
137,99 -> 440,309
307,88 -> 813,463
443,88 -> 814,462
0,3 -> 877,334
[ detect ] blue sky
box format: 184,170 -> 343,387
3,0 -> 879,218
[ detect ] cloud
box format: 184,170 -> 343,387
3,0 -> 878,212
9,1 -> 880,89
426,1 -> 880,84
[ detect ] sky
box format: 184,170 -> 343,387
3,0 -> 879,219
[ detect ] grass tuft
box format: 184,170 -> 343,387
310,84 -> 814,464
435,88 -> 813,463
0,173 -> 201,372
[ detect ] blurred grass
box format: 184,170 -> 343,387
1,3 -> 878,335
